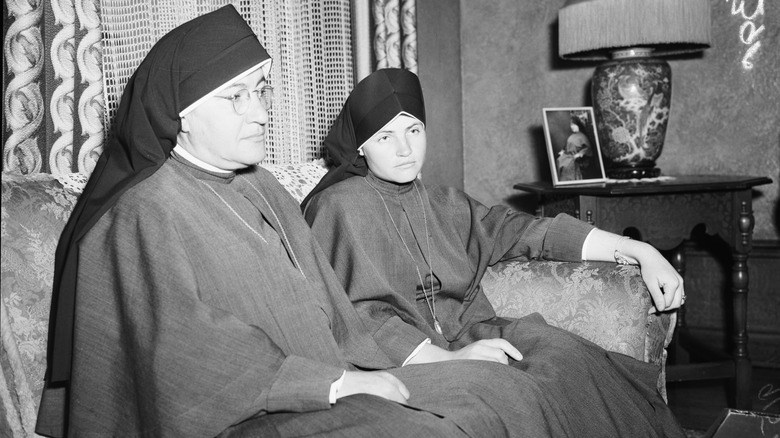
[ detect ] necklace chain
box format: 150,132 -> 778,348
364,178 -> 442,335
194,175 -> 307,279
198,180 -> 269,244
242,178 -> 306,279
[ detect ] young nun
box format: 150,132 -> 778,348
36,7 -> 571,438
302,68 -> 686,437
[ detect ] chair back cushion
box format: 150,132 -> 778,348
1,172 -> 81,433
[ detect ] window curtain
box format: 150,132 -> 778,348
2,0 -> 355,176
352,0 -> 418,83
3,0 -> 103,176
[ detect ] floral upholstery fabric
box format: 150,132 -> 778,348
483,260 -> 670,361
483,260 -> 674,400
0,164 -> 674,437
1,172 -> 81,436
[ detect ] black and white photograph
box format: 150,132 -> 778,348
543,107 -> 606,186
1,1 -> 776,437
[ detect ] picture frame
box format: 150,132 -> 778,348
542,107 -> 607,186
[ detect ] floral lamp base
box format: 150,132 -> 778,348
592,51 -> 671,179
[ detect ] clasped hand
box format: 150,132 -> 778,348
407,338 -> 523,366
339,370 -> 410,404
337,338 -> 523,405
336,338 -> 523,404
447,339 -> 523,364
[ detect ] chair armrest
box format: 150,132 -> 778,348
482,260 -> 673,365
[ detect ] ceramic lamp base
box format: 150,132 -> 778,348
592,49 -> 671,179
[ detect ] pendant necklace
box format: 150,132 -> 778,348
192,173 -> 307,279
243,177 -> 306,279
197,179 -> 269,245
364,178 -> 442,335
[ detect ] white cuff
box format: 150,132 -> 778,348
402,339 -> 432,366
329,371 -> 347,404
581,228 -> 597,260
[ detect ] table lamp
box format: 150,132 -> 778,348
558,0 -> 711,179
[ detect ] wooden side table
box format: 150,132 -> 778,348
514,175 -> 773,410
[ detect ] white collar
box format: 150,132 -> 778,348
172,144 -> 232,174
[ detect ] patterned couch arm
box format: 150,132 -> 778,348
481,259 -> 675,399
1,172 -> 84,437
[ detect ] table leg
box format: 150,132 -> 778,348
670,245 -> 689,365
732,200 -> 754,410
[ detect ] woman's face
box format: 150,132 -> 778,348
179,67 -> 270,170
359,113 -> 426,184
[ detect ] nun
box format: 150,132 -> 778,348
303,68 -> 687,437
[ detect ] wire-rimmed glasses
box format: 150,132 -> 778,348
217,85 -> 273,115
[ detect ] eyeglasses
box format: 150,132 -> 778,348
216,85 -> 274,115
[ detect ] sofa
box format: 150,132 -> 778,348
1,162 -> 674,437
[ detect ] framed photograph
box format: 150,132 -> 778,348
542,107 -> 607,186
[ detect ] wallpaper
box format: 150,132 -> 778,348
459,0 -> 778,241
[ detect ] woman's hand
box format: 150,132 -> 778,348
338,370 -> 410,404
621,238 -> 685,313
450,339 -> 524,364
584,229 -> 685,313
406,339 -> 523,365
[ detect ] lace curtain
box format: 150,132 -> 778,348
2,0 -> 355,176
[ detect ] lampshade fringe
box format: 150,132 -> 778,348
559,0 -> 712,59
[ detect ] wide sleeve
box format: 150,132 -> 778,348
432,186 -> 595,265
69,197 -> 344,437
305,191 -> 430,365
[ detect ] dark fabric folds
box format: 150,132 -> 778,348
301,68 -> 425,209
45,4 -> 270,385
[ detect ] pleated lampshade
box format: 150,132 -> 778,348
558,0 -> 711,179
